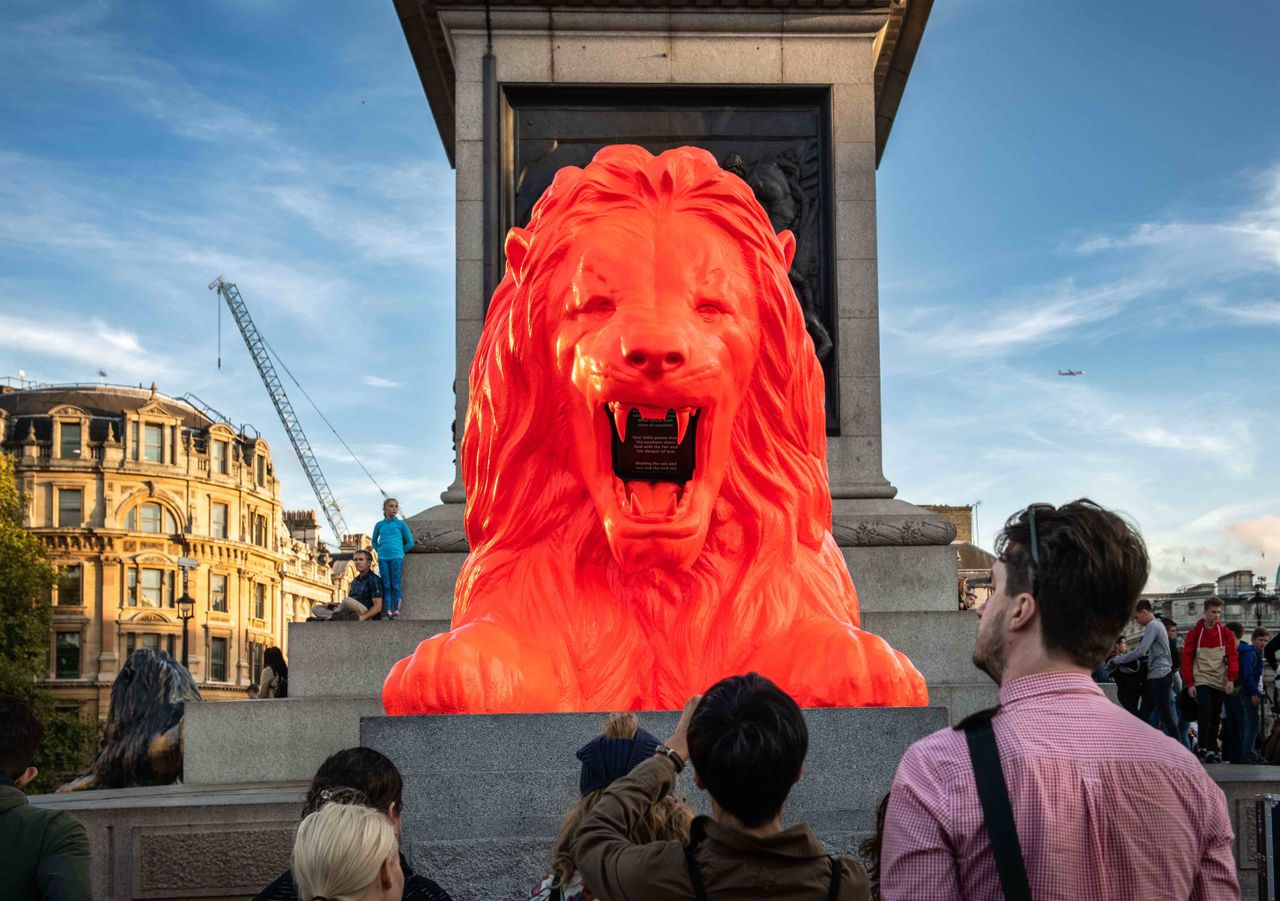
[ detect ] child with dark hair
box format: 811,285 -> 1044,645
572,673 -> 869,899
531,713 -> 692,900
253,747 -> 452,901
0,695 -> 92,901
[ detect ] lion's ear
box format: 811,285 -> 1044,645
777,229 -> 796,271
505,227 -> 534,287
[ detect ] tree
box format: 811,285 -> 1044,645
0,453 -> 98,793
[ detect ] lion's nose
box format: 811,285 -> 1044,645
621,332 -> 687,374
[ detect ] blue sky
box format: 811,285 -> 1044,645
0,2 -> 1276,590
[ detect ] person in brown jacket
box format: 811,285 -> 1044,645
572,673 -> 869,900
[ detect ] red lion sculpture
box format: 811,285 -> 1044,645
383,146 -> 927,713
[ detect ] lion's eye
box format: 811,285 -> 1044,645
575,296 -> 616,320
695,302 -> 725,320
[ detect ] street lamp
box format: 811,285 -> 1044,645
177,556 -> 198,669
1254,587 -> 1269,630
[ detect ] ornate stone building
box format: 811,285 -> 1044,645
0,382 -> 347,718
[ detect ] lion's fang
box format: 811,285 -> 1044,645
675,410 -> 691,445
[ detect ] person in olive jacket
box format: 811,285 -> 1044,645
0,696 -> 92,901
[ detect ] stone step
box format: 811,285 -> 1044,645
184,697 -> 384,785
399,551 -> 465,620
287,619 -> 452,699
399,546 -> 956,622
843,544 -> 958,613
362,706 -> 949,840
862,609 -> 979,686
29,780 -> 306,901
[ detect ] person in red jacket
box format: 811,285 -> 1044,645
1182,597 -> 1239,763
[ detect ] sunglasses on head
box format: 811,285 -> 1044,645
1024,503 -> 1056,593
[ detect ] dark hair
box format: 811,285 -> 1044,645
302,747 -> 403,818
686,673 -> 807,827
859,793 -> 891,901
1227,621 -> 1245,640
1135,600 -> 1153,614
1254,627 -> 1270,641
1205,598 -> 1224,610
353,549 -> 372,563
264,646 -> 287,676
1165,619 -> 1178,630
996,499 -> 1149,668
0,696 -> 43,781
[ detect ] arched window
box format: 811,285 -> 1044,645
126,502 -> 177,534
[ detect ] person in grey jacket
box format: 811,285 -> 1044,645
0,696 -> 92,901
1110,600 -> 1177,737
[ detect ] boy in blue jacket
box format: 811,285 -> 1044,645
1239,626 -> 1268,763
373,498 -> 414,619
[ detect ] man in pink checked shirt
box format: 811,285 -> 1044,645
880,499 -> 1238,901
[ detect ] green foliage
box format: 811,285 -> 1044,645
0,454 -> 100,794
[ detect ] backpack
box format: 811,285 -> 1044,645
276,669 -> 288,699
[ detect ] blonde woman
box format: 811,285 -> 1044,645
293,803 -> 403,901
530,713 -> 693,900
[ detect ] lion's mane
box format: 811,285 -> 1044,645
380,145 -> 928,712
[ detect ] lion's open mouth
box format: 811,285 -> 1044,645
606,403 -> 702,519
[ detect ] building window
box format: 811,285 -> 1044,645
55,632 -> 81,679
125,633 -> 175,658
209,637 -> 228,682
210,573 -> 227,612
128,503 -> 176,534
254,583 -> 267,620
252,513 -> 268,548
56,565 -> 83,606
212,440 -> 228,474
250,641 -> 265,682
132,568 -> 174,608
255,455 -> 266,487
210,502 -> 228,539
144,423 -> 164,463
59,422 -> 82,459
57,488 -> 83,528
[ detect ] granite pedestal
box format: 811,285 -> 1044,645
360,706 -> 947,901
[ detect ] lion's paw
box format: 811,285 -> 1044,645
382,622 -> 568,714
758,620 -> 928,708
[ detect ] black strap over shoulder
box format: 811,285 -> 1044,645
685,819 -> 710,901
825,856 -> 842,901
955,705 -> 1033,901
684,819 -> 845,901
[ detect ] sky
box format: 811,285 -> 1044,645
0,1 -> 1276,591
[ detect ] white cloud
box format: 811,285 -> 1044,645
0,311 -> 186,384
363,375 -> 402,389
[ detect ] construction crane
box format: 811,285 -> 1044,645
208,276 -> 349,538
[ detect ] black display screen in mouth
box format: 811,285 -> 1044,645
609,406 -> 699,483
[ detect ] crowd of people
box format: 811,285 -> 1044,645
1,499 -> 1251,900
1099,594 -> 1274,765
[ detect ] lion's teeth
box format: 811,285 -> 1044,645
675,410 -> 691,445
628,484 -> 645,514
611,403 -> 630,443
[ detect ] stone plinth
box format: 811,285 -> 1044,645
185,697 -> 385,784
361,706 -> 948,900
29,781 -> 306,901
288,619 -> 451,699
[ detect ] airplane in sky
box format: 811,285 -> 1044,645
1057,369 -> 1085,377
